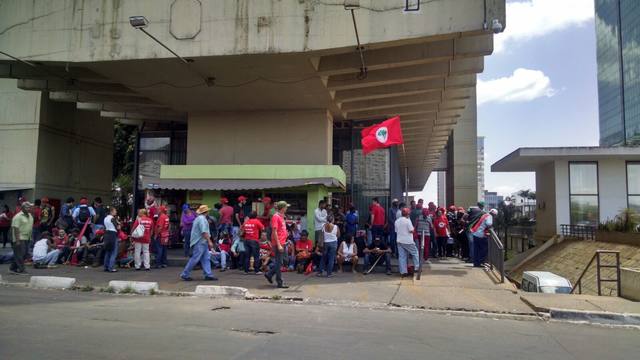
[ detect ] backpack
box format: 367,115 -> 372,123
78,207 -> 91,223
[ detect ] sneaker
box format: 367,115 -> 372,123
386,270 -> 392,275
254,271 -> 263,275
276,284 -> 289,289
109,269 -> 118,273
219,268 -> 226,272
160,264 -> 167,268
315,272 -> 324,277
180,275 -> 193,281
203,276 -> 218,281
327,273 -> 335,278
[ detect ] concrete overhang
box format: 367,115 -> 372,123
491,147 -> 640,172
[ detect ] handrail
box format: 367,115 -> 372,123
571,250 -> 621,296
487,228 -> 505,283
560,224 -> 596,241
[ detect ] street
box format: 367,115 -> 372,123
0,286 -> 638,360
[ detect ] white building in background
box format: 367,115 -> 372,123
478,136 -> 486,201
509,191 -> 536,219
483,190 -> 503,210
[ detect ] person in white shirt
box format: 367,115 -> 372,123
32,232 -> 60,268
394,207 -> 420,277
314,200 -> 328,246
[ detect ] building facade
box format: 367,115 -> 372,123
477,136 -> 486,201
482,190 -> 502,210
595,0 -> 640,146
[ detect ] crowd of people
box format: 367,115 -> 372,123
2,194 -> 498,289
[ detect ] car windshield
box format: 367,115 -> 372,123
539,286 -> 572,294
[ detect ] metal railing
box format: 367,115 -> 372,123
571,250 -> 621,296
487,228 -> 505,283
560,224 -> 596,241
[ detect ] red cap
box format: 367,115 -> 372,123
261,197 -> 271,204
95,229 -> 105,236
238,196 -> 247,202
79,197 -> 88,205
221,197 -> 229,204
401,208 -> 410,217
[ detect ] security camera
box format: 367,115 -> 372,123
129,16 -> 149,29
491,19 -> 503,34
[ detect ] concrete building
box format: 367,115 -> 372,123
482,190 -> 502,210
508,191 -> 536,219
478,136 -> 486,201
0,0 -> 505,235
595,0 -> 640,146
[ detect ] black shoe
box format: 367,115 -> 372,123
203,276 -> 218,281
264,273 -> 273,284
180,275 -> 193,281
276,284 -> 289,289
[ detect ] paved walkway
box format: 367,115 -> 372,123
0,257 -> 535,314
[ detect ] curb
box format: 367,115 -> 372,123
195,285 -> 251,298
29,276 -> 76,290
549,308 -> 640,327
108,280 -> 159,294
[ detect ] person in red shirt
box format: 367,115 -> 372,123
218,197 -> 234,234
242,211 -> 265,274
433,208 -> 450,258
295,230 -> 313,273
258,197 -> 273,229
154,206 -> 170,268
264,201 -> 289,288
131,208 -> 153,270
0,204 -> 13,248
370,197 -> 386,243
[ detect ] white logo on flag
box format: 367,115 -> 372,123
375,127 -> 389,144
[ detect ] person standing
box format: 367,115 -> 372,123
180,204 -> 195,258
433,208 -> 450,258
60,197 -> 75,229
39,197 -> 55,233
31,199 -> 42,250
10,202 -> 33,274
369,198 -> 385,244
93,197 -> 106,232
466,201 -> 486,261
181,205 -> 217,281
387,199 -> 399,255
233,195 -> 249,244
472,208 -> 497,267
345,205 -> 358,236
242,211 -> 264,275
218,198 -> 234,235
72,197 -> 96,243
154,206 -> 170,268
131,209 -> 153,271
415,207 -> 432,260
264,201 -> 290,288
313,200 -> 327,246
102,207 -> 120,272
317,215 -> 340,278
0,205 -> 13,248
395,207 -> 420,277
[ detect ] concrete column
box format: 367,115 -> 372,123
187,110 -> 333,166
446,88 -> 478,207
306,185 -> 328,243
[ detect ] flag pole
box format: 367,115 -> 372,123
402,143 -> 408,203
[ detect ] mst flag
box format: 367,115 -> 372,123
360,116 -> 404,155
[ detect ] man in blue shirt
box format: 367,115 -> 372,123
180,205 -> 217,281
471,208 -> 497,268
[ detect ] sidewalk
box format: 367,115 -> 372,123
0,257 -> 535,314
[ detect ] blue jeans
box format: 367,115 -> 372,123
266,247 -> 284,286
364,252 -> 391,272
467,231 -> 475,259
34,249 -> 60,265
397,242 -> 419,275
156,244 -> 168,267
473,236 -> 488,267
211,251 -> 228,268
103,233 -> 118,271
388,231 -> 397,255
181,240 -> 212,278
319,241 -> 337,275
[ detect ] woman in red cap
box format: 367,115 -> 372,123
131,208 -> 153,270
433,208 -> 450,258
154,206 -> 170,268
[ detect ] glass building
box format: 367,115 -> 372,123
595,0 -> 640,146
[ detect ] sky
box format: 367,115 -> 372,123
411,0 -> 599,203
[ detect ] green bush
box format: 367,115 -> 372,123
598,208 -> 639,233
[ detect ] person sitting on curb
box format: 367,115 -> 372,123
295,230 -> 313,273
363,236 -> 392,275
32,231 -> 60,269
337,234 -> 358,273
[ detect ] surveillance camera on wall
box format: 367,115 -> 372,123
491,19 -> 503,34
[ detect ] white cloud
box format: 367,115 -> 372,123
495,0 -> 594,53
477,68 -> 556,105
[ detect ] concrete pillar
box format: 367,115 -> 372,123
187,110 -> 333,166
446,87 -> 478,207
306,185 -> 328,243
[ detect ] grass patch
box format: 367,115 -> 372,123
119,286 -> 136,294
271,295 -> 282,301
78,285 -> 94,292
100,286 -> 116,293
149,288 -> 158,296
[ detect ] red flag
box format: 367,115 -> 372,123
360,116 -> 404,155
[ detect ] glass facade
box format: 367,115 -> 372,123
569,162 -> 599,226
595,0 -> 640,146
628,162 -> 640,212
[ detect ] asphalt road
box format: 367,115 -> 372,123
0,286 -> 638,360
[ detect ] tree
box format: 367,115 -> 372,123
495,200 -> 517,241
111,121 -> 137,218
518,189 -> 536,200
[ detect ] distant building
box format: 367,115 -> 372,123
509,192 -> 536,219
478,136 -> 486,201
483,190 -> 503,210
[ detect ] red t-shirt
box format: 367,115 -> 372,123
434,216 -> 449,237
271,213 -> 287,246
0,211 -> 12,227
32,207 -> 41,228
219,205 -> 234,225
242,219 -> 264,241
371,204 -> 385,226
132,216 -> 154,244
296,239 -> 313,252
155,213 -> 170,245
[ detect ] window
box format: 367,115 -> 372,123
628,162 -> 640,212
569,162 -> 599,226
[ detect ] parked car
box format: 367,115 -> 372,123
521,271 -> 572,294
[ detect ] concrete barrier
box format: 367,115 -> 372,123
620,267 -> 640,301
195,285 -> 250,298
549,308 -> 640,327
108,280 -> 159,294
29,276 -> 76,290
